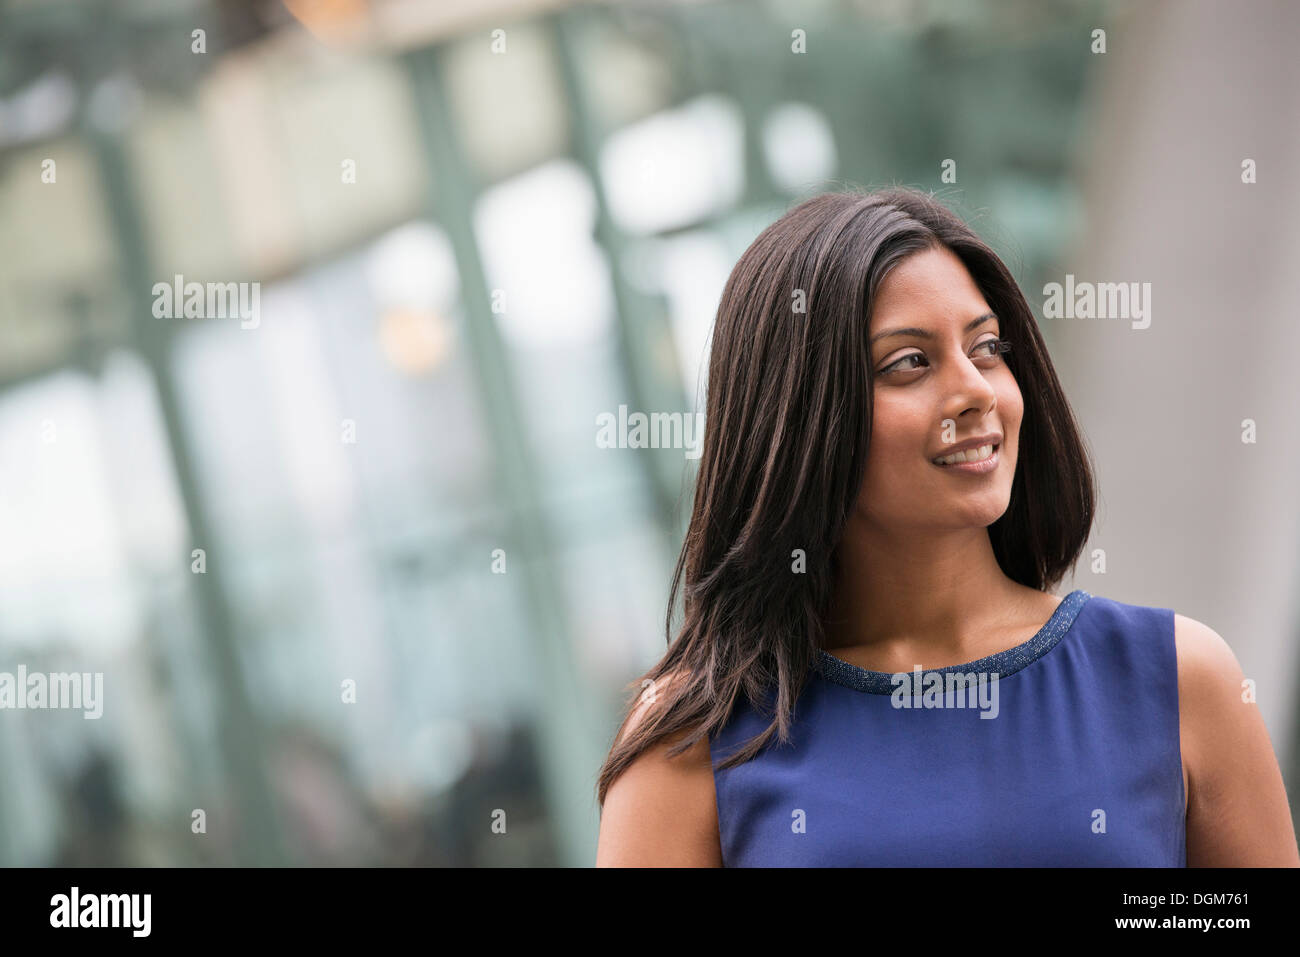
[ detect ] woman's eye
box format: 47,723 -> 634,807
882,353 -> 927,373
880,338 -> 1007,375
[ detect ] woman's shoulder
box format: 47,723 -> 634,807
1169,612 -> 1239,681
1167,611 -> 1247,741
1162,609 -> 1300,864
596,670 -> 721,866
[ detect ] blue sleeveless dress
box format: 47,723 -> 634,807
709,590 -> 1187,866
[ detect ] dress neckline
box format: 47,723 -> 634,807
812,589 -> 1093,695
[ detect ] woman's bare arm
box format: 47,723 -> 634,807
595,680 -> 723,867
1177,613 -> 1300,866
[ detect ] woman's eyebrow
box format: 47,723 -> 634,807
869,312 -> 996,346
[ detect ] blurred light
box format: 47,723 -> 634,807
474,159 -> 614,347
378,306 -> 452,375
0,71 -> 78,147
282,0 -> 371,43
599,94 -> 744,235
364,222 -> 459,313
365,222 -> 458,374
0,371 -> 139,654
762,102 -> 838,193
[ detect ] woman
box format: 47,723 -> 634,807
594,187 -> 1299,866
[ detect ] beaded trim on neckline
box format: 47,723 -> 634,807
812,589 -> 1093,695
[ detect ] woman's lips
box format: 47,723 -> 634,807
932,443 -> 1000,474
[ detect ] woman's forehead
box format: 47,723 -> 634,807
869,249 -> 987,325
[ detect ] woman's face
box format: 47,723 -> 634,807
856,244 -> 1022,532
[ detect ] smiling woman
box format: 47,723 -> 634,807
594,187 -> 1300,868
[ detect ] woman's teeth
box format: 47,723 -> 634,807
933,444 -> 996,466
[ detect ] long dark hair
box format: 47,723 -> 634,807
595,187 -> 1095,806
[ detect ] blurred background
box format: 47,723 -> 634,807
1,0 -> 1297,866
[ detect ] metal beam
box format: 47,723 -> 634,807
86,119 -> 288,866
402,43 -> 607,867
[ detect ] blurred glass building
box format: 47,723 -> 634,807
1,0 -> 1297,866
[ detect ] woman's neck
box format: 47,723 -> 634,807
823,522 -> 1044,662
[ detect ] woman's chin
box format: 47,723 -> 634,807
946,495 -> 1013,528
